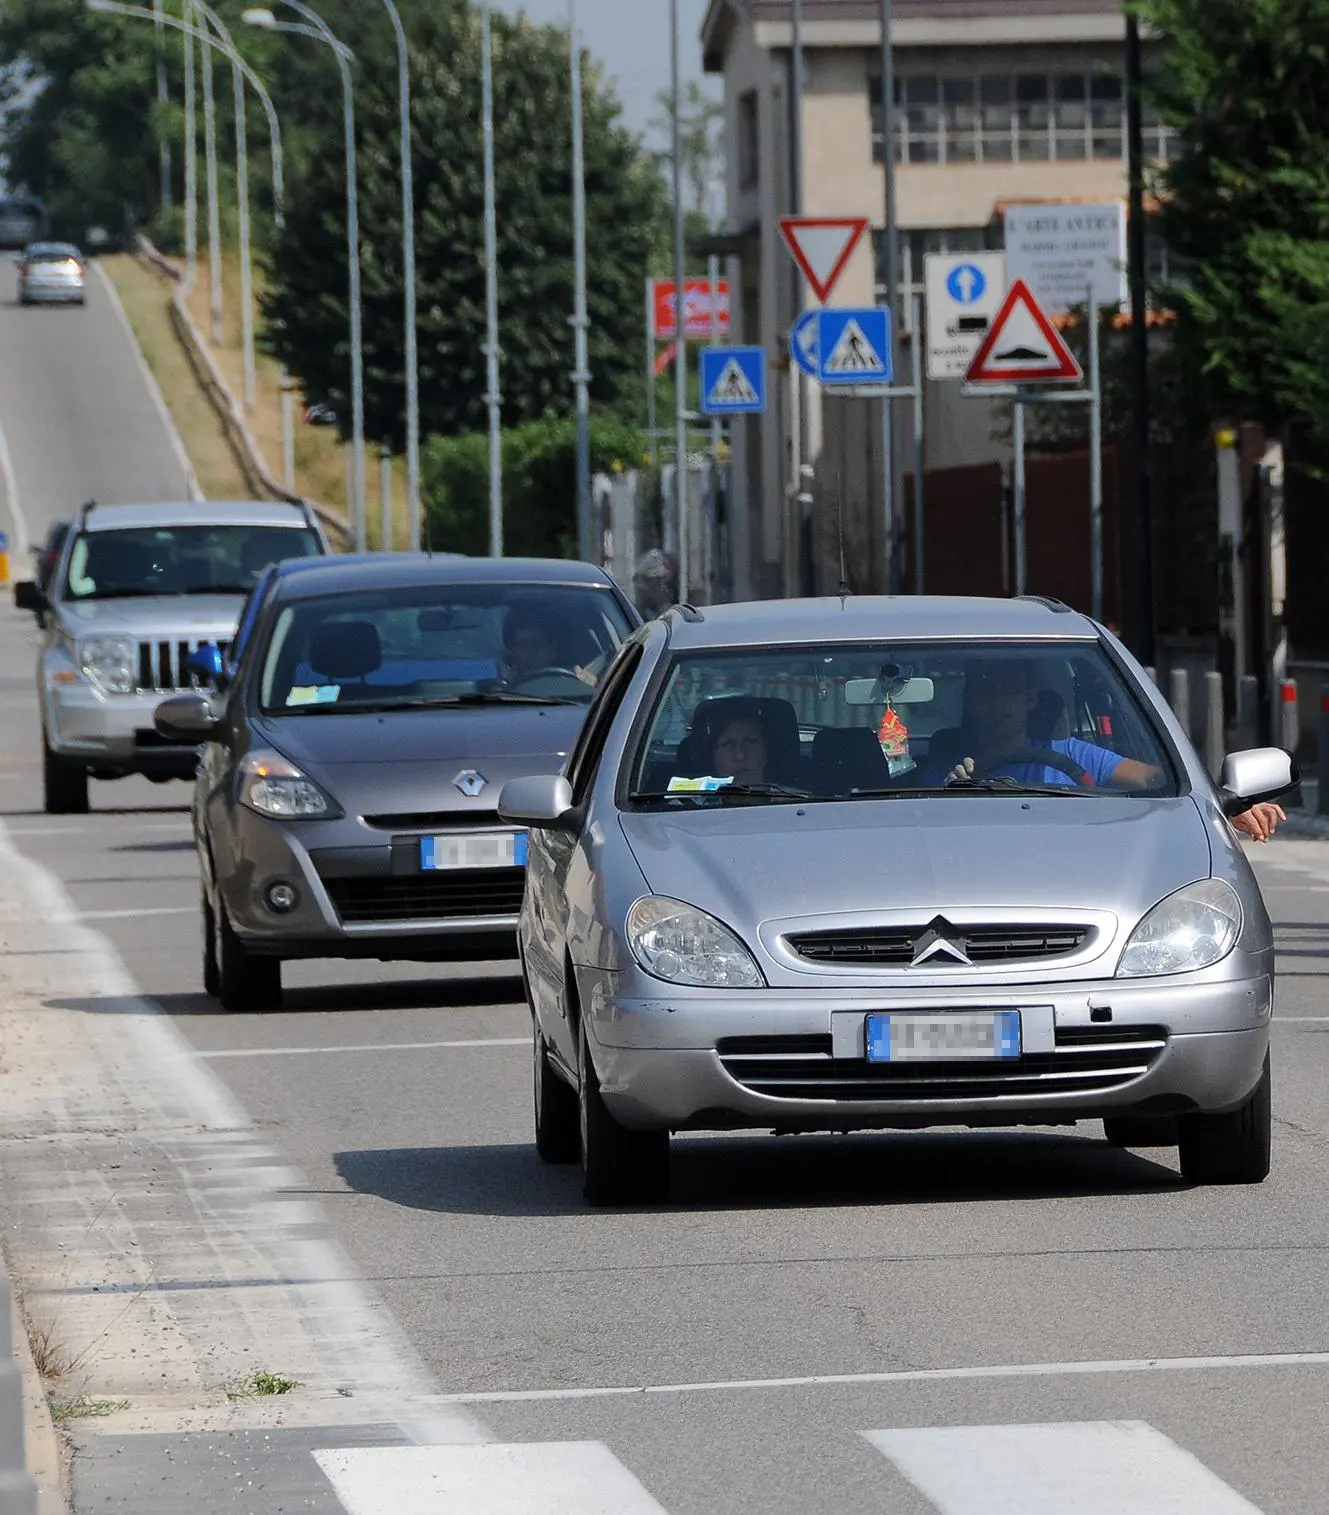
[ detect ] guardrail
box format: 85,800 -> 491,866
0,1276 -> 36,1515
131,237 -> 350,549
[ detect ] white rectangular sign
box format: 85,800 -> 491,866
924,252 -> 1007,380
1003,201 -> 1127,315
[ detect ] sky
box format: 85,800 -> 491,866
493,0 -> 716,141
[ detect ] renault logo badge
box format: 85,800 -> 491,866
454,770 -> 487,798
911,917 -> 972,967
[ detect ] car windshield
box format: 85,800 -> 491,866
63,525 -> 323,601
627,640 -> 1178,806
258,582 -> 634,714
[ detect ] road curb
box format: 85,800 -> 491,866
8,1288 -> 67,1515
0,1266 -> 38,1515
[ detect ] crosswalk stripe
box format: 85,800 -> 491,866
864,1422 -> 1266,1515
313,1442 -> 670,1514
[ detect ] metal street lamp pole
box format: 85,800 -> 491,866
244,4 -> 366,547
879,0 -> 901,595
788,0 -> 805,599
183,0 -> 197,284
152,0 -> 171,210
482,0 -> 503,555
570,0 -> 593,564
377,0 -> 420,551
200,18 -> 222,345
669,0 -> 689,603
1126,10 -> 1155,664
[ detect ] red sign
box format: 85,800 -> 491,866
652,342 -> 677,377
965,279 -> 1082,384
650,278 -> 731,341
778,216 -> 869,304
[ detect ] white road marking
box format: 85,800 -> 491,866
200,1037 -> 529,1060
1274,1017 -> 1329,1024
0,817 -> 485,1444
0,412 -> 30,557
91,260 -> 203,502
313,1443 -> 669,1515
5,821 -> 189,836
865,1421 -> 1264,1515
63,905 -> 193,922
420,1350 -> 1329,1405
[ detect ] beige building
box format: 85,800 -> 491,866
701,0 -> 1173,598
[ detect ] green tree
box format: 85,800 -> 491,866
1140,0 -> 1329,440
259,0 -> 668,450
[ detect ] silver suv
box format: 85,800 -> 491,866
15,499 -> 327,813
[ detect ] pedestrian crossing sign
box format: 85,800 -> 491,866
816,307 -> 893,385
700,346 -> 767,416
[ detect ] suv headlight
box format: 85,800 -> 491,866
239,749 -> 337,819
626,897 -> 764,988
1117,879 -> 1243,978
79,634 -> 136,695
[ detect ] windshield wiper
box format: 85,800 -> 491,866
632,781 -> 812,803
274,692 -> 573,716
179,584 -> 253,595
70,587 -> 173,601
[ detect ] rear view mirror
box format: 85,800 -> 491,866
186,643 -> 227,688
844,676 -> 935,706
13,579 -> 46,613
498,774 -> 575,829
154,693 -> 221,744
1219,747 -> 1299,817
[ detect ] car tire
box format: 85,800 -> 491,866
1177,1053 -> 1271,1185
201,892 -> 221,999
215,901 -> 282,1013
1102,1115 -> 1178,1149
534,1026 -> 580,1164
42,735 -> 88,815
578,1025 -> 669,1207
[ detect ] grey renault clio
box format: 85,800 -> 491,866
155,555 -> 639,1011
498,596 -> 1297,1206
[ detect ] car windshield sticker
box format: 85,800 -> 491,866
286,684 -> 341,707
667,775 -> 735,792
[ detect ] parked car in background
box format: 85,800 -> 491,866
499,595 -> 1297,1206
16,242 -> 86,306
154,554 -> 640,1012
14,498 -> 328,814
32,518 -> 71,592
0,197 -> 48,251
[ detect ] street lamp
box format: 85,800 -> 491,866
569,0 -> 592,565
481,0 -> 503,556
669,0 -> 688,603
375,0 -> 420,552
243,3 -> 367,550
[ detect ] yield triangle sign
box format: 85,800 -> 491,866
779,216 -> 869,303
965,278 -> 1083,384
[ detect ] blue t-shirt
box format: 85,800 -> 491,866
932,736 -> 1123,789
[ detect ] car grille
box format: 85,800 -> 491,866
785,924 -> 1091,968
715,1024 -> 1166,1102
135,638 -> 228,694
362,809 -> 503,832
322,869 -> 526,925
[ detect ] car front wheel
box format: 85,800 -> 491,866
534,1027 -> 580,1164
214,900 -> 282,1013
42,735 -> 88,815
1177,1054 -> 1271,1185
578,1026 -> 669,1207
201,892 -> 220,999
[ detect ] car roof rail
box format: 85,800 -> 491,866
665,602 -> 705,624
76,497 -> 96,526
1015,594 -> 1073,614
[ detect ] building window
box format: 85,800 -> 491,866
870,69 -> 1175,166
737,90 -> 759,192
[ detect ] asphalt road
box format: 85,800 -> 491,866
3,260 -> 1329,1514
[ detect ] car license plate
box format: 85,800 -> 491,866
420,832 -> 528,871
865,1010 -> 1020,1062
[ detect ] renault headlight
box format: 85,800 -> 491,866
626,897 -> 764,988
79,634 -> 136,695
1117,879 -> 1243,978
239,749 -> 336,819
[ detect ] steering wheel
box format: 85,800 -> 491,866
969,746 -> 1094,786
509,666 -> 588,696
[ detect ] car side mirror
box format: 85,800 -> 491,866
13,579 -> 46,613
185,643 -> 228,689
154,693 -> 221,744
497,774 -> 575,829
1218,747 -> 1299,817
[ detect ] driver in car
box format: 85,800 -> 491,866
941,659 -> 1284,842
502,608 -> 598,687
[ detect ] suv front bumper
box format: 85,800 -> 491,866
45,677 -> 199,777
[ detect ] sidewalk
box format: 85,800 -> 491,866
3,1263 -> 67,1515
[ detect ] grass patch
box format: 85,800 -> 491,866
50,1396 -> 130,1422
99,254 -> 253,502
226,1369 -> 301,1400
26,1318 -> 70,1380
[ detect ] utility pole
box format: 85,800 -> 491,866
1126,9 -> 1155,663
878,0 -> 901,595
670,0 -> 689,603
787,0 -> 805,598
570,0 -> 593,565
482,0 -> 503,555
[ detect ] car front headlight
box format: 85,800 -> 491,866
239,749 -> 336,819
79,634 -> 136,695
1117,879 -> 1243,978
626,896 -> 764,988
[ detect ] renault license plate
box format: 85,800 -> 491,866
865,1010 -> 1020,1062
421,832 -> 528,871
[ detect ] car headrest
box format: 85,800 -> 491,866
680,696 -> 802,783
309,620 -> 382,680
811,727 -> 892,793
